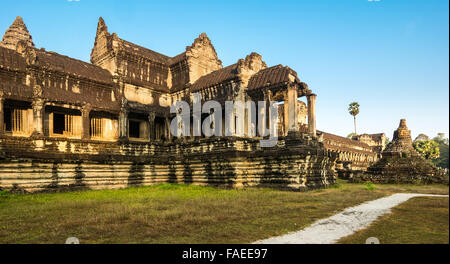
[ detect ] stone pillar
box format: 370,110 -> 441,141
165,116 -> 172,141
307,94 -> 317,136
81,104 -> 91,140
119,108 -> 129,139
265,91 -> 271,135
31,99 -> 45,136
0,95 -> 4,136
287,85 -> 298,132
225,110 -> 235,137
148,112 -> 155,140
283,91 -> 289,136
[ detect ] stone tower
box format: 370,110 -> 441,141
384,119 -> 418,157
354,119 -> 447,184
0,16 -> 35,50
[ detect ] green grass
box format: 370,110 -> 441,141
0,182 -> 448,244
338,196 -> 449,244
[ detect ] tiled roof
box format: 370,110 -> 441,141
34,49 -> 113,84
0,46 -> 26,71
320,131 -> 374,154
169,52 -> 186,65
191,64 -> 238,92
118,38 -> 191,66
119,38 -> 171,65
247,65 -> 299,90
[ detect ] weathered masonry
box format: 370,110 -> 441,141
0,17 -> 382,192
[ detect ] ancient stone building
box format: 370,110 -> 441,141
352,119 -> 447,184
0,16 -> 382,192
319,131 -> 379,179
352,133 -> 387,153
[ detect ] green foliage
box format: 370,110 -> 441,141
434,133 -> 449,145
348,102 -> 360,117
348,102 -> 360,134
330,183 -> 342,189
347,133 -> 357,139
364,181 -> 375,191
413,139 -> 440,160
432,134 -> 449,169
0,190 -> 10,199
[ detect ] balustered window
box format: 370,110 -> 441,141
3,100 -> 32,136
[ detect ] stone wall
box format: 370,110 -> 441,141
0,134 -> 337,193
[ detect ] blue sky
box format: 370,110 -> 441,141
1,0 -> 448,139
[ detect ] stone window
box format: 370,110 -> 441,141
90,117 -> 103,138
128,112 -> 149,140
89,112 -> 119,141
52,113 -> 77,136
47,106 -> 82,138
3,100 -> 32,136
52,113 -> 65,135
128,120 -> 142,139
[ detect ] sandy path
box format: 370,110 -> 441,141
254,193 -> 449,244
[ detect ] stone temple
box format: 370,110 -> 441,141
357,119 -> 447,184
0,16 -> 387,192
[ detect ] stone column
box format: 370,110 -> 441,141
148,112 -> 156,141
283,91 -> 289,136
225,109 -> 235,137
81,104 -> 91,140
31,99 -> 45,136
287,85 -> 298,133
265,91 -> 271,135
165,116 -> 172,141
119,108 -> 129,139
0,95 -> 4,136
307,94 -> 317,136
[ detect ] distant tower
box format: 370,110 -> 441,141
0,16 -> 35,50
384,119 -> 418,157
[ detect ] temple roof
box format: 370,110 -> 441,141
33,48 -> 113,84
118,38 -> 172,65
320,131 -> 374,154
190,63 -> 239,92
247,65 -> 300,90
169,52 -> 187,65
190,62 -> 302,93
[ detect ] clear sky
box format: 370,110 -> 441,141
1,0 -> 448,139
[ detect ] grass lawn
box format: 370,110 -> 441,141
0,181 -> 448,244
338,196 -> 449,244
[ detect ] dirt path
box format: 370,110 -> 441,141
254,193 -> 449,244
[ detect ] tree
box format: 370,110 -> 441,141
348,102 -> 360,135
432,133 -> 449,168
433,133 -> 449,145
413,139 -> 440,160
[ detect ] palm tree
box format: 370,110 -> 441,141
348,102 -> 360,135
